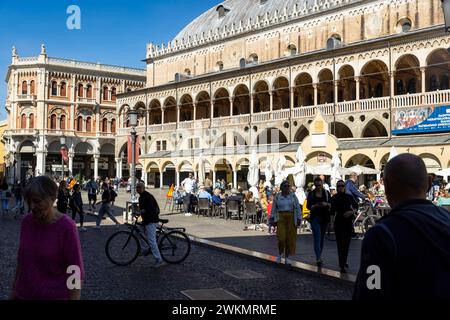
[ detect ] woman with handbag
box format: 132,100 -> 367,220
330,180 -> 358,273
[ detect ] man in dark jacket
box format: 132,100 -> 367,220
136,182 -> 165,267
345,172 -> 366,202
353,154 -> 450,299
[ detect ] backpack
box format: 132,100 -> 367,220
110,189 -> 118,200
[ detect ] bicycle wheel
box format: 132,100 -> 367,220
158,230 -> 191,264
362,215 -> 379,236
325,223 -> 336,241
105,231 -> 141,266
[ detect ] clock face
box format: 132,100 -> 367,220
365,12 -> 383,39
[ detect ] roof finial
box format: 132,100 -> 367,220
12,46 -> 17,57
40,43 -> 46,55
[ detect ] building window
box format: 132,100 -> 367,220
216,5 -> 229,18
156,141 -> 161,151
60,82 -> 66,97
22,81 -> 28,95
156,140 -> 167,151
102,118 -> 108,132
398,18 -> 412,33
51,81 -> 58,96
111,87 -> 117,101
103,86 -> 109,101
111,119 -> 116,133
217,61 -> 224,72
287,44 -> 297,56
162,140 -> 167,151
248,53 -> 259,64
30,80 -> 35,95
78,84 -> 84,97
60,115 -> 66,130
29,114 -> 34,129
50,114 -> 57,129
86,84 -> 93,98
86,117 -> 92,132
327,34 -> 342,50
127,88 -> 132,92
184,69 -> 191,76
21,114 -> 26,128
188,138 -> 199,149
77,116 -> 83,131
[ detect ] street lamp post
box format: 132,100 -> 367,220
442,0 -> 450,32
128,109 -> 139,204
60,135 -> 66,181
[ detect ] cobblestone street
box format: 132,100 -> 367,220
0,188 -> 353,300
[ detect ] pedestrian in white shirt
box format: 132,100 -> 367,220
181,173 -> 196,216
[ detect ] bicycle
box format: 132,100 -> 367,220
105,211 -> 191,266
353,199 -> 381,238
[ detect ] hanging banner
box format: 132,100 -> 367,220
393,105 -> 450,135
127,135 -> 140,164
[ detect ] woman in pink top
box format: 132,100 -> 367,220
10,176 -> 85,300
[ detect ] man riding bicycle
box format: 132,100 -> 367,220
136,182 -> 166,268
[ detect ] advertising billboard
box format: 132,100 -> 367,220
392,105 -> 450,135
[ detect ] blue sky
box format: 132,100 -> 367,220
0,0 -> 221,120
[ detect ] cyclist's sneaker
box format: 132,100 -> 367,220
316,259 -> 323,268
153,259 -> 167,268
285,258 -> 293,266
275,255 -> 282,264
79,227 -> 87,232
185,213 -> 192,217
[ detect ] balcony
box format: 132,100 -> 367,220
6,129 -> 37,136
77,97 -> 97,105
17,94 -> 36,103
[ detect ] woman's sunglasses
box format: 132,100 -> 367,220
337,185 -> 345,188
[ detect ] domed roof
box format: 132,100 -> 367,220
173,0 -> 315,43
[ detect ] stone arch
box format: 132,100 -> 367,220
426,48 -> 450,91
395,54 -> 420,95
149,99 -> 162,125
255,128 -> 288,145
362,119 -> 388,138
178,160 -> 194,173
161,160 -> 176,187
338,65 -> 356,101
195,91 -> 211,120
47,141 -> 61,153
214,88 -> 230,117
179,94 -> 194,121
294,125 -> 309,142
75,142 -> 95,155
305,151 -> 333,166
163,96 -> 177,123
19,140 -> 35,153
419,153 -> 442,173
360,60 -> 389,99
146,161 -> 159,172
330,122 -> 353,138
253,80 -> 270,113
345,153 -> 378,186
273,77 -> 290,110
294,72 -> 314,107
100,143 -> 115,156
233,84 -> 250,115
317,68 -> 334,104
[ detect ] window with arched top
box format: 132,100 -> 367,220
22,81 -> 28,95
50,114 -> 57,129
327,34 -> 342,50
60,82 -> 66,96
30,80 -> 35,95
51,81 -> 58,96
103,86 -> 109,101
78,84 -> 84,97
111,119 -> 116,133
111,87 -> 117,101
102,118 -> 108,132
184,69 -> 191,76
29,114 -> 34,129
127,88 -> 132,92
86,85 -> 92,98
60,115 -> 66,130
21,114 -> 27,128
217,61 -> 224,71
248,54 -> 258,64
77,116 -> 83,131
287,44 -> 297,56
86,117 -> 92,132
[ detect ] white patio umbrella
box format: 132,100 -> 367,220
264,156 -> 273,187
308,164 -> 351,176
292,145 -> 307,205
274,155 -> 287,187
436,168 -> 450,177
330,152 -> 342,188
348,165 -> 381,175
388,146 -> 399,162
198,152 -> 205,186
247,149 -> 259,186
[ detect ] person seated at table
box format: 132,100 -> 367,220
226,189 -> 242,205
244,191 -> 262,223
198,186 -> 212,201
172,187 -> 183,205
237,187 -> 245,201
212,188 -> 223,206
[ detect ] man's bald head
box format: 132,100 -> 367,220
384,154 -> 431,207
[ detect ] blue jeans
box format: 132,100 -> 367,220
2,199 -> 9,211
96,203 -> 118,226
310,216 -> 328,261
145,223 -> 162,262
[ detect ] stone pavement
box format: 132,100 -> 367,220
0,201 -> 353,300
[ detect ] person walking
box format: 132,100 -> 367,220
95,182 -> 120,228
271,180 -> 301,265
306,177 -> 332,267
70,184 -> 86,231
136,182 -> 165,268
10,176 -> 84,300
181,172 -> 196,216
57,180 -> 70,215
330,180 -> 358,273
354,154 -> 450,300
0,180 -> 11,217
12,183 -> 25,218
85,177 -> 99,214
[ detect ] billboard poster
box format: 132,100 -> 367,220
392,105 -> 450,135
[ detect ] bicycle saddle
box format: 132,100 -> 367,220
159,219 -> 169,224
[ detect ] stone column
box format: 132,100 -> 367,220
115,158 -> 121,178
420,67 -> 426,94
35,151 -> 46,176
334,81 -> 339,104
176,105 -> 180,129
290,87 -> 295,110
161,107 -> 165,124
389,72 -> 395,98
213,170 -> 216,185
119,159 -> 123,179
313,84 -> 318,106
159,172 -> 163,189
229,97 -> 234,117
176,170 -> 180,187
210,100 -> 215,120
355,77 -> 360,111
69,153 -> 74,176
193,103 -> 197,121
93,154 -> 100,179
233,170 -> 238,189
143,169 -> 148,186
